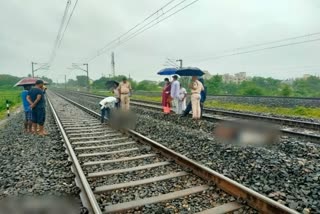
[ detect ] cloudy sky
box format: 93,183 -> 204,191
1,0 -> 319,82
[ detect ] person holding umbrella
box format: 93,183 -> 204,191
170,75 -> 180,114
27,80 -> 47,136
21,85 -> 32,133
189,76 -> 204,120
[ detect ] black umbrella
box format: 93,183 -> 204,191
176,67 -> 204,76
105,80 -> 119,88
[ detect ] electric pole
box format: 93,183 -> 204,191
31,62 -> 49,78
176,59 -> 183,68
32,62 -> 35,77
111,52 -> 115,77
84,63 -> 89,91
71,63 -> 90,91
64,75 -> 67,89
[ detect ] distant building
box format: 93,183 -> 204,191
222,72 -> 248,84
303,74 -> 311,80
222,73 -> 234,83
282,78 -> 294,85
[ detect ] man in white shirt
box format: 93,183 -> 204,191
178,84 -> 187,114
99,96 -> 117,123
170,75 -> 180,113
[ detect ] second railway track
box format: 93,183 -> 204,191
58,90 -> 320,144
48,91 -> 299,213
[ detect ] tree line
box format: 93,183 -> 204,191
1,74 -> 319,97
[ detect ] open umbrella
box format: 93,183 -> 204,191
14,77 -> 49,87
157,67 -> 177,75
176,67 -> 204,76
105,80 -> 119,88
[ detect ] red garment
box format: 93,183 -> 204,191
162,84 -> 171,107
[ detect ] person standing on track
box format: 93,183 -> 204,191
118,77 -> 132,111
181,77 -> 206,118
189,76 -> 204,120
27,80 -> 47,136
198,77 -> 207,118
161,78 -> 171,114
21,85 -> 32,133
170,75 -> 180,114
178,83 -> 187,114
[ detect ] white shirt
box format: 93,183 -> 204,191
99,97 -> 117,109
170,80 -> 180,99
179,87 -> 187,100
113,89 -> 120,98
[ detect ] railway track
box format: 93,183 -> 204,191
48,91 -> 299,213
59,90 -> 320,144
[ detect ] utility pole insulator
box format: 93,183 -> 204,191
111,52 -> 115,77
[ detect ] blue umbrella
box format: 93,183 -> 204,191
157,67 -> 177,75
176,67 -> 204,76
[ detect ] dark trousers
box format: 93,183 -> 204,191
101,107 -> 111,123
183,101 -> 204,118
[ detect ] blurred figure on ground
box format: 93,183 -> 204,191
198,78 -> 207,118
27,80 -> 47,136
161,78 -> 171,114
189,76 -> 204,120
177,83 -> 187,114
99,96 -> 117,123
112,82 -> 120,109
21,85 -> 32,133
170,75 -> 180,114
118,77 -> 132,111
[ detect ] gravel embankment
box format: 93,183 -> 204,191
0,105 -> 85,213
61,91 -> 320,213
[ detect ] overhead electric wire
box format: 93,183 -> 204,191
95,0 -> 177,55
194,37 -> 320,62
49,0 -> 71,64
57,0 -> 79,48
184,31 -> 320,60
86,0 -> 200,62
103,0 -> 200,55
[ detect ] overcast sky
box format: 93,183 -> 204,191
1,0 -> 320,82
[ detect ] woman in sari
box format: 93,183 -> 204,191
162,78 -> 171,114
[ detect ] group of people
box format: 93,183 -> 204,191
99,77 -> 132,123
162,75 -> 207,119
21,80 -> 48,136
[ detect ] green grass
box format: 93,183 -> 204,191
205,100 -> 320,119
0,89 -> 22,119
88,91 -> 320,119
132,95 -> 161,102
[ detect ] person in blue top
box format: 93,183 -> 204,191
27,80 -> 47,136
181,77 -> 207,118
21,85 -> 32,132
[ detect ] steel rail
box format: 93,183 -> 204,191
58,90 -> 320,143
59,90 -> 320,130
47,95 -> 102,214
53,91 -> 299,214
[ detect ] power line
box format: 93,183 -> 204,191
194,37 -> 320,63
49,0 -> 71,64
57,0 -> 79,48
95,0 -> 177,55
184,32 -> 320,60
86,0 -> 200,62
105,0 -> 200,54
